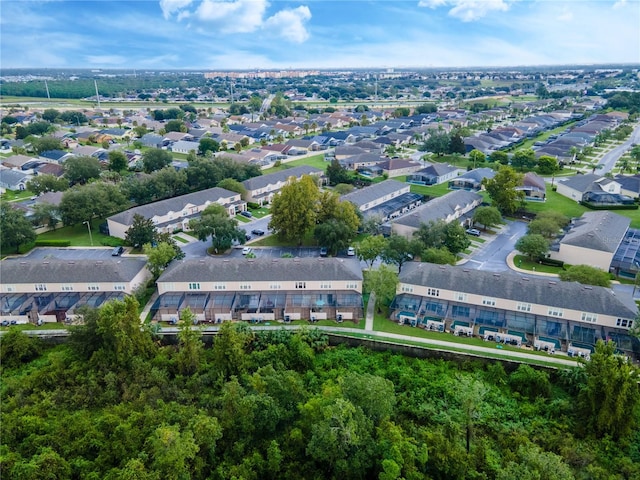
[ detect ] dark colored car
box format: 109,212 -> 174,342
251,229 -> 265,236
112,246 -> 125,256
241,211 -> 253,218
320,247 -> 328,257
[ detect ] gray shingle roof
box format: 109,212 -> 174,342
561,211 -> 630,252
392,190 -> 482,229
242,165 -> 322,191
341,179 -> 408,208
108,187 -> 238,226
0,169 -> 29,186
400,263 -> 637,318
158,257 -> 363,283
415,163 -> 459,177
1,257 -> 148,284
557,173 -> 606,194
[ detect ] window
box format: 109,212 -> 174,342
188,282 -> 200,290
517,302 -> 531,312
547,307 -> 563,318
427,288 -> 440,297
214,283 -> 226,290
35,284 -> 47,292
295,281 -> 306,289
346,282 -> 358,289
401,284 -> 413,293
454,292 -> 467,302
4,286 -> 14,292
61,285 -> 73,292
240,284 -> 252,290
581,312 -> 598,323
482,297 -> 496,306
452,305 -> 470,317
88,285 -> 100,291
269,283 -> 281,290
617,319 -> 633,328
114,285 -> 126,291
320,282 -> 332,289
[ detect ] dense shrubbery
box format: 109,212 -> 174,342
1,301 -> 638,480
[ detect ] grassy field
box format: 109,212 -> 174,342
262,154 -> 328,174
513,255 -> 564,275
37,219 -> 123,247
1,189 -> 34,202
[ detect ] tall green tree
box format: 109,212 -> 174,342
30,203 -> 59,229
559,265 -> 611,287
511,148 -> 537,171
423,129 -> 450,156
314,219 -> 353,255
356,234 -> 387,269
443,221 -> 470,255
175,308 -> 204,375
381,234 -> 413,272
468,149 -> 486,168
528,217 -> 562,238
490,150 -> 509,165
326,158 -> 352,186
108,150 -> 128,172
579,340 -> 640,440
537,155 -> 559,175
31,135 -> 62,154
125,213 -> 156,247
217,178 -> 246,196
515,234 -> 549,260
365,264 -> 399,311
64,155 -> 102,185
143,241 -> 181,278
0,201 -> 36,252
188,204 -> 245,253
211,321 -> 250,380
269,175 -> 319,245
472,206 -> 501,231
142,148 -> 173,173
59,182 -> 128,225
198,137 -> 219,156
483,166 -> 525,215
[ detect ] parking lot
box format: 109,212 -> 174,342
229,246 -> 324,258
22,247 -> 127,261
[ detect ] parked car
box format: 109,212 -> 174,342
242,247 -> 252,255
245,233 -> 252,241
347,246 -> 355,256
111,246 -> 125,256
465,228 -> 481,237
241,211 -> 253,218
251,229 -> 265,236
320,247 -> 328,257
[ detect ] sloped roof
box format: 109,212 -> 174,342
558,174 -> 607,194
392,190 -> 482,229
1,257 -> 148,284
341,179 -> 408,208
108,187 -> 238,226
400,263 -> 636,319
158,257 -> 363,283
242,165 -> 322,191
560,211 -> 630,253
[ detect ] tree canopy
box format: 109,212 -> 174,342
0,201 -> 37,252
483,166 -> 525,215
188,204 -> 245,253
269,175 -> 319,245
559,265 -> 611,287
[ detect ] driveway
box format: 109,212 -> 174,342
461,220 -> 528,272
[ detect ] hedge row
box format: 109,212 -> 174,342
580,202 -> 638,211
34,240 -> 71,247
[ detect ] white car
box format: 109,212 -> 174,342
347,246 -> 355,256
242,247 -> 252,255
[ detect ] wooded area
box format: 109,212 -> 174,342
1,298 -> 639,480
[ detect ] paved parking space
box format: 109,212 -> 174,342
228,247 -> 323,258
23,247 -> 121,261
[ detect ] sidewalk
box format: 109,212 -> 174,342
139,291 -> 159,323
365,292 -> 376,331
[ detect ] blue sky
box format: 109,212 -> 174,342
1,0 -> 639,69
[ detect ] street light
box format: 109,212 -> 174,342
83,220 -> 93,246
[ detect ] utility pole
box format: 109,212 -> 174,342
94,80 -> 101,110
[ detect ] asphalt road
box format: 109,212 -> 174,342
598,121 -> 640,173
462,220 -> 529,272
21,247 -> 122,261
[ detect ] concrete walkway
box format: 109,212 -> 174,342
139,291 -> 158,322
365,292 -> 376,331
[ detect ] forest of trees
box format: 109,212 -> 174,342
1,298 -> 639,480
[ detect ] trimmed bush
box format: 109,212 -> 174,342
34,239 -> 71,247
17,242 -> 36,254
536,256 -> 565,268
100,237 -> 123,247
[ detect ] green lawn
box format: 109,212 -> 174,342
38,219 -> 123,247
1,189 -> 34,202
513,255 -> 564,275
262,154 -> 328,174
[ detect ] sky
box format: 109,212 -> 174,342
1,0 -> 639,70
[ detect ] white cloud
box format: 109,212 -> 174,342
160,0 -> 194,19
159,0 -> 310,41
418,0 -> 511,22
193,0 -> 267,32
557,7 -> 573,22
263,6 -> 311,43
613,0 -> 627,9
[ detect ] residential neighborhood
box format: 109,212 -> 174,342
2,65 -> 640,363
